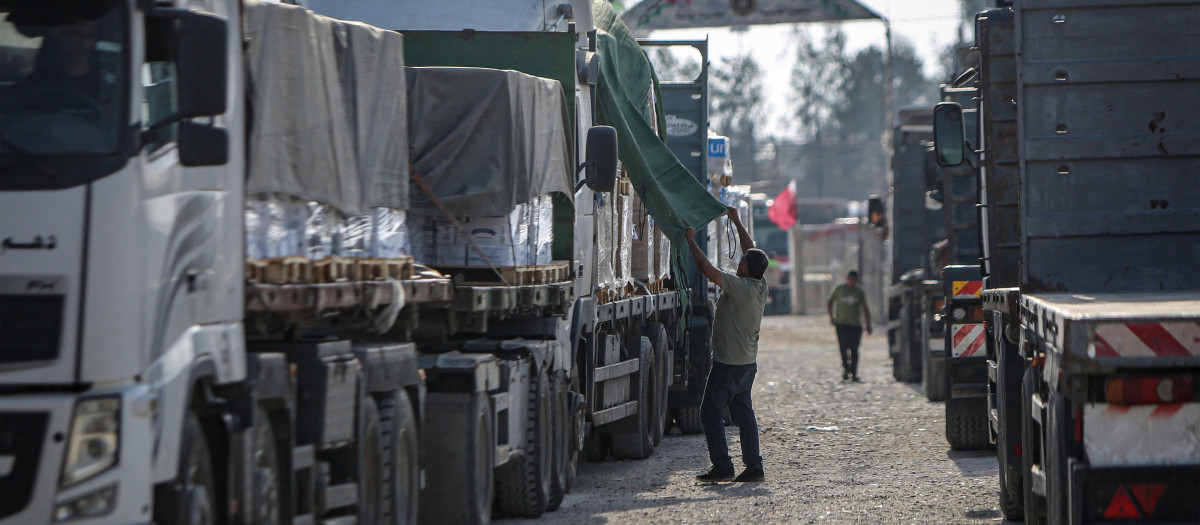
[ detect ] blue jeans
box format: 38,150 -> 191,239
700,361 -> 762,471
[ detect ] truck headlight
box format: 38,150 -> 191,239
61,397 -> 120,488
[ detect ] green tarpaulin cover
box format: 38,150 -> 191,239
592,0 -> 727,243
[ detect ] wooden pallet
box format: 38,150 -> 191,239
245,258 -> 269,283
615,177 -> 634,196
355,256 -> 415,281
260,256 -> 312,284
436,261 -> 571,286
636,279 -> 666,296
594,282 -> 636,304
313,256 -> 354,283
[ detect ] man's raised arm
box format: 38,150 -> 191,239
728,206 -> 754,255
685,226 -> 722,287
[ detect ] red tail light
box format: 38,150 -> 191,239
1104,376 -> 1194,405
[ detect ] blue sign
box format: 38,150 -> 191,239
708,137 -> 727,158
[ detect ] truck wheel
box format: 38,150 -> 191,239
945,398 -> 991,450
494,369 -> 551,518
1044,391 -> 1069,525
922,346 -> 946,402
547,372 -> 568,512
155,413 -> 218,525
892,353 -> 903,381
643,323 -> 671,446
358,396 -> 383,525
1021,368 -> 1047,525
379,391 -> 419,525
674,406 -> 703,435
468,394 -> 495,525
251,413 -> 282,525
998,463 -> 1024,521
611,338 -> 655,460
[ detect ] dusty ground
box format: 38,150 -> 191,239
504,314 -> 1015,524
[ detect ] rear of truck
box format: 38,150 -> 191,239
886,112 -> 942,383
1012,1 -> 1200,523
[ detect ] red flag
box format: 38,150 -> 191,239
768,181 -> 797,230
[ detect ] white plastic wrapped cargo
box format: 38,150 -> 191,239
341,214 -> 372,258
245,195 -> 270,259
255,194 -> 309,258
306,202 -> 343,259
370,208 -> 409,258
657,226 -> 671,281
617,193 -> 634,287
534,195 -> 554,265
596,192 -> 618,288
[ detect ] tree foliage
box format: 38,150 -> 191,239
710,53 -> 766,176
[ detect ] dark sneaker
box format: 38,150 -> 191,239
851,376 -> 862,383
842,370 -> 850,380
696,468 -> 735,482
734,467 -> 765,482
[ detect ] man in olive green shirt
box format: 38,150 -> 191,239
685,207 -> 769,483
827,270 -> 872,381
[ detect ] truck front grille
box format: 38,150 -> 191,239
0,412 -> 49,519
0,294 -> 64,365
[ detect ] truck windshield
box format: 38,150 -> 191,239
0,1 -> 126,159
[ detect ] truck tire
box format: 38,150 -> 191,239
611,338 -> 655,460
547,371 -> 568,512
494,370 -> 552,518
251,411 -> 282,525
998,461 -> 1024,521
358,396 -> 383,525
418,392 -> 493,525
945,397 -> 991,450
674,406 -> 704,435
378,390 -> 419,525
892,352 -> 903,381
154,413 -> 218,525
1021,368 -> 1047,525
643,323 -> 671,446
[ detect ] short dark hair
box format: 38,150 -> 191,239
847,270 -> 859,279
745,249 -> 769,280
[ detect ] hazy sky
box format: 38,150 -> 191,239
630,0 -> 967,139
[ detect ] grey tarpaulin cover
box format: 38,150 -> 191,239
243,1 -> 409,215
405,67 -> 574,216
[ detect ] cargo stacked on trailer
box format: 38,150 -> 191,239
935,1 -> 1200,522
0,1 -> 728,524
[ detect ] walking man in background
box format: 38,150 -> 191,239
827,270 -> 872,382
685,207 -> 770,483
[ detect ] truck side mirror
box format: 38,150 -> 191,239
933,102 -> 965,167
582,126 -> 617,192
178,121 -> 228,167
176,11 -> 228,118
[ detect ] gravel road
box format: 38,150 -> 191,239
503,314 -> 1016,524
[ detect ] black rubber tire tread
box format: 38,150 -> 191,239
469,395 -> 495,525
547,372 -> 568,512
378,391 -> 420,525
611,338 -> 655,460
642,323 -> 671,446
251,410 -> 282,525
998,462 -> 1024,521
358,396 -> 383,525
945,411 -> 992,450
675,406 -> 704,435
892,352 -> 904,381
155,413 -> 219,525
494,370 -> 551,518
